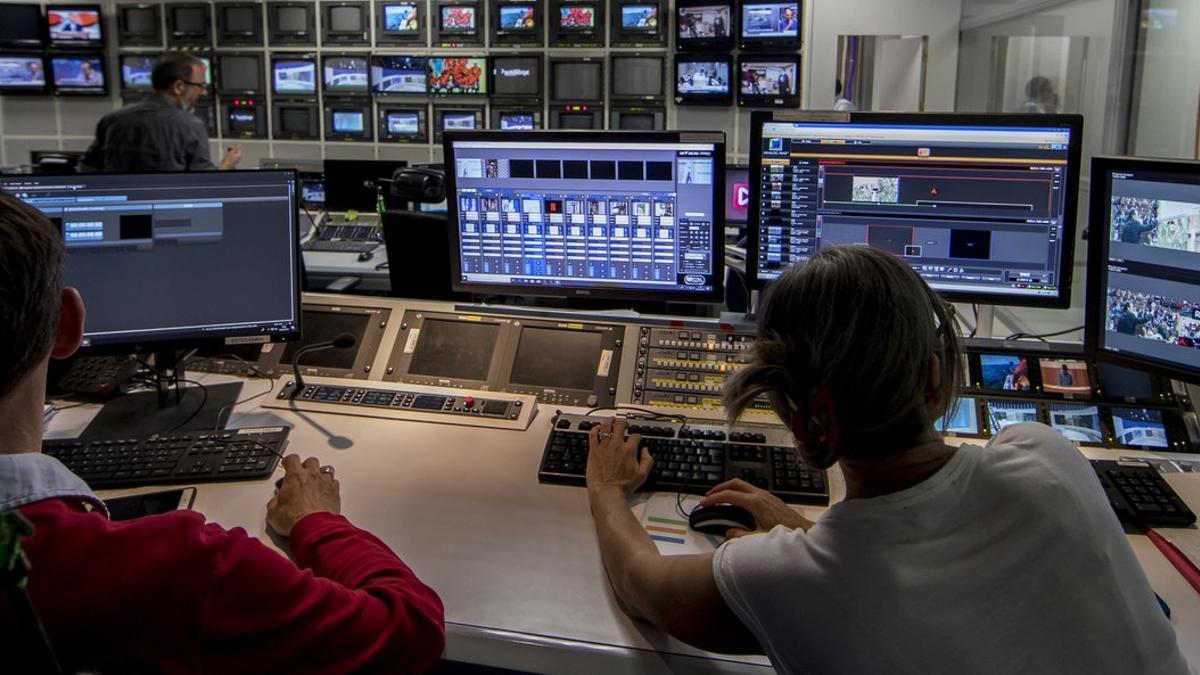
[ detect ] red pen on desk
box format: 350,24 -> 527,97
1147,529 -> 1200,596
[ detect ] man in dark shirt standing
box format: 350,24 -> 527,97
80,52 -> 241,173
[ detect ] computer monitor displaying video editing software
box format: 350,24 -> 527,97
0,170 -> 302,350
445,131 -> 725,301
749,112 -> 1082,307
1086,156 -> 1200,384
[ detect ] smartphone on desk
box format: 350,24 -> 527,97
104,488 -> 197,522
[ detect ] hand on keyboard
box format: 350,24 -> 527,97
585,418 -> 654,498
700,478 -> 814,537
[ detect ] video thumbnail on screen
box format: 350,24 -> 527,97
678,5 -> 729,38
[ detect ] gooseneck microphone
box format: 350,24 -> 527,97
289,332 -> 358,398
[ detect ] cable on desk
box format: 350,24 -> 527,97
166,378 -> 209,433
1004,325 -> 1084,342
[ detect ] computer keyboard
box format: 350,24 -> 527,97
303,239 -> 381,253
1091,459 -> 1196,528
539,413 -> 828,504
42,427 -> 290,489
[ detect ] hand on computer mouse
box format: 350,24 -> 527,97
699,478 -> 814,538
267,455 -> 341,537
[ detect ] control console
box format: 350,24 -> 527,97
266,377 -> 539,430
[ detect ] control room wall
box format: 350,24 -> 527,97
0,0 -> 964,167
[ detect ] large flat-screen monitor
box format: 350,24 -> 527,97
370,54 -> 426,94
322,54 -> 368,94
675,53 -> 732,105
738,0 -> 797,50
272,56 -> 317,95
46,4 -> 103,47
50,53 -> 106,95
0,4 -> 45,48
748,112 -> 1083,307
0,171 -> 303,352
1086,156 -> 1200,385
428,55 -> 486,95
0,54 -> 49,94
490,54 -> 541,98
445,131 -> 726,302
676,0 -> 732,51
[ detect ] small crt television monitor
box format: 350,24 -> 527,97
675,53 -> 732,105
0,4 -> 46,49
119,54 -> 155,93
428,56 -> 486,95
490,54 -> 541,99
676,0 -> 733,51
370,54 -> 427,94
0,54 -> 49,94
46,5 -> 103,47
739,0 -> 798,50
50,53 -> 107,95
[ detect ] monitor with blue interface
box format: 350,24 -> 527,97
120,54 -> 154,91
370,54 -> 426,93
0,54 -> 48,93
273,58 -> 316,94
0,170 -> 302,351
1086,156 -> 1200,385
936,397 -> 979,435
749,112 -> 1083,307
499,112 -> 535,130
445,131 -> 725,301
50,54 -> 106,94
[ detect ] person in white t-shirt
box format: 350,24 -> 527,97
585,245 -> 1191,675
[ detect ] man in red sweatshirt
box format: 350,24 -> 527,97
0,189 -> 446,673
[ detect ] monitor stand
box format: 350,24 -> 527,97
80,350 -> 243,440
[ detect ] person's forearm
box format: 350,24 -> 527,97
588,486 -> 662,622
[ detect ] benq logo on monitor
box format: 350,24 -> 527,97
734,182 -> 750,210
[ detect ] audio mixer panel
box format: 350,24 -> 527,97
383,310 -> 624,407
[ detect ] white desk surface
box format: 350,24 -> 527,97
302,249 -> 392,293
45,381 -> 1200,673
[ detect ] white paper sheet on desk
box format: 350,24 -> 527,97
1158,529 -> 1200,570
634,493 -> 723,555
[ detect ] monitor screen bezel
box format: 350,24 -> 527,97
325,104 -> 372,139
321,53 -> 370,95
379,106 -> 428,142
1,169 -> 305,355
270,54 -> 318,96
323,0 -> 369,39
0,3 -> 47,48
49,51 -> 108,96
273,101 -> 320,139
0,52 -> 50,94
489,52 -> 542,100
735,52 -> 799,107
45,4 -> 104,48
737,0 -> 799,51
268,1 -> 316,44
374,0 -> 424,43
118,53 -> 156,92
1085,155 -> 1200,385
675,0 -> 734,51
674,52 -> 733,105
215,2 -> 264,45
746,111 -> 1084,308
549,57 -> 604,103
215,52 -> 265,94
167,3 -> 212,44
443,130 -> 727,303
609,53 -> 665,102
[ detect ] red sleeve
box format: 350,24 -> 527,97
195,513 -> 445,674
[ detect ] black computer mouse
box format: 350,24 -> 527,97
357,250 -> 375,262
688,504 -> 756,536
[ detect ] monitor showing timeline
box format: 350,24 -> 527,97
1087,156 -> 1200,384
445,132 -> 725,301
0,171 -> 302,350
749,112 -> 1082,307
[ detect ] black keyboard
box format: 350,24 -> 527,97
43,427 -> 290,489
539,413 -> 829,504
1092,459 -> 1196,528
302,239 -> 380,253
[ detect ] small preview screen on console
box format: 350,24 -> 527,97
1095,162 -> 1200,378
450,138 -> 721,297
754,120 -> 1076,302
510,326 -> 603,390
279,310 -> 370,368
408,318 -> 499,381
